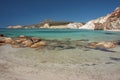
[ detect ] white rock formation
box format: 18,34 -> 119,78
67,23 -> 84,29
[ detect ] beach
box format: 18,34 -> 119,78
0,44 -> 120,80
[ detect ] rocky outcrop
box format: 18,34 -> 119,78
67,23 -> 84,29
6,7 -> 120,30
104,7 -> 120,30
79,15 -> 110,30
8,25 -> 23,29
0,35 -> 46,48
79,7 -> 120,30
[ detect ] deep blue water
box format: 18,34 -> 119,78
0,28 -> 120,42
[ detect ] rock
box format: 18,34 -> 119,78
88,42 -> 98,48
0,37 -> 5,43
7,25 -> 23,29
31,37 -> 41,43
79,7 -> 120,30
96,41 -> 116,48
31,41 -> 46,48
11,41 -> 16,45
15,38 -> 26,43
89,41 -> 116,48
0,37 -> 6,46
22,40 -> 33,47
4,38 -> 13,44
67,23 -> 84,29
15,35 -> 27,43
116,40 -> 120,45
0,34 -> 6,37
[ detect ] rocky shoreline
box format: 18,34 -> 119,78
7,7 -> 120,31
0,34 -> 120,80
0,34 -> 120,52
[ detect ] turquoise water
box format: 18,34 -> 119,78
0,28 -> 120,42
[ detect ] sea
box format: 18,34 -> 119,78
0,28 -> 120,42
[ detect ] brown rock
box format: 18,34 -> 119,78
0,37 -> 6,46
4,38 -> 13,44
94,23 -> 104,30
31,41 -> 46,48
16,38 -> 26,43
88,42 -> 97,48
11,41 -> 16,45
96,41 -> 116,48
0,38 -> 5,43
22,40 -> 33,47
31,37 -> 41,43
89,41 -> 116,49
0,34 -> 5,37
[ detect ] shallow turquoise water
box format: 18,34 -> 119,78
0,28 -> 120,42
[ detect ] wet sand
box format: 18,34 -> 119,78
0,44 -> 120,80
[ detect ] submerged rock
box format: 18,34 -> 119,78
89,41 -> 116,49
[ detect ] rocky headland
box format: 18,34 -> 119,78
7,7 -> 120,31
79,7 -> 120,30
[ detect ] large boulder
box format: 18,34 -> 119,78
31,41 -> 46,48
0,34 -> 6,37
15,35 -> 27,43
0,37 -> 6,46
22,40 -> 33,47
89,41 -> 116,48
4,38 -> 13,44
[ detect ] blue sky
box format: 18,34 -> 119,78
0,0 -> 120,28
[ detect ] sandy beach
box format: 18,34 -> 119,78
0,44 -> 120,80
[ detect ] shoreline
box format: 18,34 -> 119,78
0,44 -> 120,80
3,27 -> 120,32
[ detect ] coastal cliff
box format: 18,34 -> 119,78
79,7 -> 120,30
7,7 -> 120,30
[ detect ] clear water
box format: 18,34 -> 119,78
0,28 -> 120,42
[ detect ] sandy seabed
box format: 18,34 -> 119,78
0,44 -> 120,80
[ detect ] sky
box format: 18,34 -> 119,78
0,0 -> 120,28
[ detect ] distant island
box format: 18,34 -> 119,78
8,7 -> 120,31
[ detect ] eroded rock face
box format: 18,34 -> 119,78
79,7 -> 120,30
104,7 -> 120,30
67,23 -> 84,29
